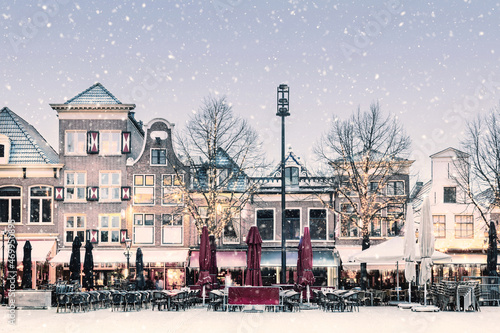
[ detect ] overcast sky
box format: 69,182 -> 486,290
1,0 -> 499,183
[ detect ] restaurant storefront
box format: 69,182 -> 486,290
50,248 -> 189,289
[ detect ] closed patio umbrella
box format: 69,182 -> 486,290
69,236 -> 82,283
197,226 -> 211,304
136,248 -> 145,290
245,226 -> 263,286
83,240 -> 94,290
209,235 -> 218,287
487,221 -> 498,277
403,206 -> 417,304
299,227 -> 315,304
6,235 -> 18,291
21,241 -> 32,289
418,197 -> 435,307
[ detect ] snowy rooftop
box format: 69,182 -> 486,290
64,82 -> 122,105
0,107 -> 59,164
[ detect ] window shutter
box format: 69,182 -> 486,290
54,187 -> 64,201
120,229 -> 128,243
121,131 -> 131,154
87,131 -> 99,154
87,186 -> 99,201
88,229 -> 99,243
121,186 -> 131,200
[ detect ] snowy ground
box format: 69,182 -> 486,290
1,305 -> 498,333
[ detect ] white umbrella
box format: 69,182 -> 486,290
403,206 -> 416,304
418,197 -> 435,306
349,237 -> 450,263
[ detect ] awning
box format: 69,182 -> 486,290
50,249 -> 189,264
260,250 -> 339,268
1,240 -> 56,263
435,253 -> 500,265
189,251 -> 246,268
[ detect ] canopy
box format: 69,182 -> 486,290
1,240 -> 56,263
245,226 -> 263,286
349,237 -> 450,263
51,249 -> 189,264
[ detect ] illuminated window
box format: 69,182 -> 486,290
100,131 -> 121,155
433,215 -> 446,238
65,131 -> 86,155
133,175 -> 155,205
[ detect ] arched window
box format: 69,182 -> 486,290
0,186 -> 21,223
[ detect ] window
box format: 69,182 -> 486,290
0,144 -> 4,157
444,187 -> 456,203
134,213 -> 154,245
223,207 -> 241,244
29,186 -> 52,223
0,186 -> 21,223
99,214 -> 120,244
340,203 -> 358,237
162,214 -> 183,244
455,215 -> 473,239
65,171 -> 86,201
256,209 -> 274,241
386,181 -> 404,196
100,131 -> 121,155
162,174 -> 184,187
65,131 -> 86,155
151,149 -> 167,165
65,215 -> 86,243
434,215 -> 446,238
386,204 -> 404,236
217,169 -> 230,186
369,181 -> 379,193
134,214 -> 154,226
162,174 -> 184,205
309,209 -> 327,240
133,175 -> 155,205
369,218 -> 382,237
285,167 -> 299,187
284,209 -> 300,240
100,171 -> 121,202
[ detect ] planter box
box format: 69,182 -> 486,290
12,290 -> 52,309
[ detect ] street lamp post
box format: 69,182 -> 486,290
124,238 -> 132,282
277,84 -> 290,284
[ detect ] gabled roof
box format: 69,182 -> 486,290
430,147 -> 468,159
65,82 -> 122,104
271,147 -> 309,177
0,107 -> 59,164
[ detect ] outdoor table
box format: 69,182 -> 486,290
159,290 -> 182,310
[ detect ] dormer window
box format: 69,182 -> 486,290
0,134 -> 10,164
285,167 -> 299,186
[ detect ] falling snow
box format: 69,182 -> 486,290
0,0 -> 499,184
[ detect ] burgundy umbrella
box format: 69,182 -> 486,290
245,226 -> 263,286
209,235 -> 218,287
197,226 -> 211,304
197,226 -> 212,285
297,236 -> 303,284
299,227 -> 315,303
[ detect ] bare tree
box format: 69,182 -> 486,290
174,95 -> 265,239
454,104 -> 500,231
315,103 -> 412,288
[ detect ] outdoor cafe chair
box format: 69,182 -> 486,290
125,292 -> 141,311
56,293 -> 71,313
325,292 -> 345,312
70,293 -> 89,312
343,291 -> 360,312
151,291 -> 168,311
87,291 -> 100,311
283,291 -> 301,312
98,290 -> 112,309
111,292 -> 126,312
